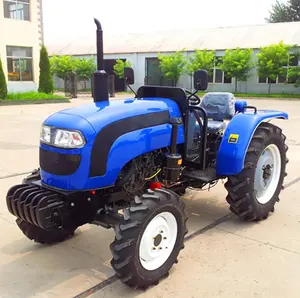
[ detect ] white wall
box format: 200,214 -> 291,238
53,48 -> 300,95
0,0 -> 42,93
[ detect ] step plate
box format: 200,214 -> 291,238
182,167 -> 218,183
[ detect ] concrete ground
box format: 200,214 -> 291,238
0,96 -> 300,298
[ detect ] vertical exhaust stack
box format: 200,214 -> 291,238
92,18 -> 109,102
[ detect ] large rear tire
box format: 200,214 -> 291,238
110,188 -> 188,289
16,218 -> 75,245
225,122 -> 288,221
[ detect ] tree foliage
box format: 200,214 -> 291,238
287,45 -> 300,87
289,0 -> 300,21
50,55 -> 76,80
113,59 -> 132,79
288,66 -> 300,87
256,41 -> 290,93
0,59 -> 8,99
75,58 -> 96,80
38,45 -> 54,94
158,51 -> 187,86
220,48 -> 254,92
266,0 -> 300,23
186,49 -> 215,76
50,55 -> 96,81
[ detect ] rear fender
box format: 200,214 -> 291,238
216,110 -> 288,176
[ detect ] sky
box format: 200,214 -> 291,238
43,0 -> 279,44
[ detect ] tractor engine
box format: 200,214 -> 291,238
115,150 -> 164,195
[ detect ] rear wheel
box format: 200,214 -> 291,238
225,122 -> 288,221
110,188 -> 188,289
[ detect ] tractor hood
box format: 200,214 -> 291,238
46,97 -> 177,133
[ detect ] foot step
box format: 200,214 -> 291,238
182,167 -> 218,183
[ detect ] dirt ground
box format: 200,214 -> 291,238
0,96 -> 300,298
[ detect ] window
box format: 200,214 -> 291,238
208,56 -> 232,84
258,77 -> 277,84
6,46 -> 33,81
258,53 -> 299,84
3,0 -> 30,21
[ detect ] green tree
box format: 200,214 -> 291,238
287,46 -> 300,87
289,66 -> 300,87
219,48 -> 254,92
0,59 -> 8,99
50,55 -> 77,80
113,59 -> 132,79
266,0 -> 300,23
256,41 -> 290,94
38,45 -> 54,94
158,51 -> 187,86
289,0 -> 300,21
186,49 -> 215,76
75,58 -> 96,80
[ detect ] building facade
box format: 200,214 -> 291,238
49,21 -> 300,94
0,0 -> 43,92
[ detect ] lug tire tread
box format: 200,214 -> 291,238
225,122 -> 288,221
110,188 -> 188,289
16,218 -> 74,245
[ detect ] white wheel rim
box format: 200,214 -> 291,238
254,144 -> 281,204
139,211 -> 178,271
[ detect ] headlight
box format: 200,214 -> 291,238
40,125 -> 86,148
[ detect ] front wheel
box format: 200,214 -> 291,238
110,188 -> 188,289
225,122 -> 288,221
16,219 -> 75,244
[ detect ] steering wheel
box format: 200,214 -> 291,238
185,89 -> 201,105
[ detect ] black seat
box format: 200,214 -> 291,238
199,92 -> 236,134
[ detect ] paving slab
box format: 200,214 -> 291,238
0,175 -> 231,298
93,179 -> 300,298
0,98 -> 300,297
95,226 -> 300,298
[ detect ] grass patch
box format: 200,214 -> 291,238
6,91 -> 66,100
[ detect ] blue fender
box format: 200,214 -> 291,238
216,110 -> 288,176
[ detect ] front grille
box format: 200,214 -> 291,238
40,148 -> 81,176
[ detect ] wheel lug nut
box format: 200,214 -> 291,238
159,247 -> 162,250
163,237 -> 167,240
160,230 -> 163,233
152,247 -> 156,250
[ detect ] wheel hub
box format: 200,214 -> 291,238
262,164 -> 273,181
139,212 -> 178,271
153,233 -> 163,247
254,144 -> 281,204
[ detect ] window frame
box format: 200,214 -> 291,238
257,54 -> 299,85
6,46 -> 34,82
209,56 -> 232,84
3,0 -> 30,21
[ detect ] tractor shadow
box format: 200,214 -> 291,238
0,184 -> 255,298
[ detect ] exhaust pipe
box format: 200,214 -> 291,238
92,18 -> 109,102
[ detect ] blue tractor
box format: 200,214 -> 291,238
6,19 -> 289,289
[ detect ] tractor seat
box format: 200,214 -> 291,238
199,92 -> 236,134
